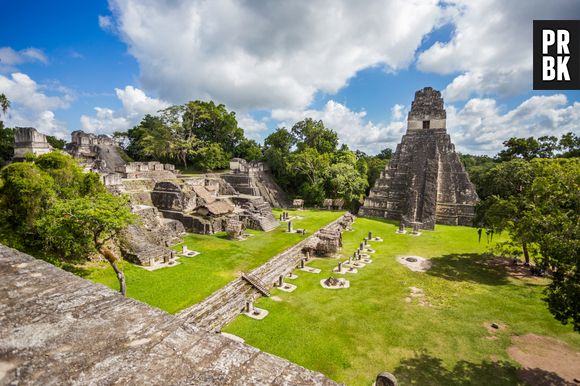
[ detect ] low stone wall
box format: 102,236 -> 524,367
178,213 -> 353,331
0,244 -> 338,385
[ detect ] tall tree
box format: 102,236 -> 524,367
291,118 -> 338,154
179,100 -> 244,154
36,194 -> 136,295
477,158 -> 580,330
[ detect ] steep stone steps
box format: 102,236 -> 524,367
178,214 -> 350,331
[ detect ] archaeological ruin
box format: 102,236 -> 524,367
359,87 -> 478,230
0,244 -> 338,385
13,127 -> 53,160
222,158 -> 290,208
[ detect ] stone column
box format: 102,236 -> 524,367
288,221 -> 292,233
368,231 -> 372,240
245,301 -> 253,313
278,275 -> 284,287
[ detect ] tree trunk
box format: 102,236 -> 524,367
522,241 -> 530,266
101,246 -> 127,296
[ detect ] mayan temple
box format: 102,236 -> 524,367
360,87 -> 478,230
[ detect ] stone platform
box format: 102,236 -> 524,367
0,244 -> 338,385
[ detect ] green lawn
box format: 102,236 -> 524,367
86,209 -> 343,313
223,217 -> 580,386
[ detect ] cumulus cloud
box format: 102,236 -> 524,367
267,94 -> 579,156
272,101 -> 406,154
0,72 -> 72,138
417,0 -> 580,101
0,47 -> 48,67
80,85 -> 169,133
447,95 -> 580,154
107,0 -> 446,110
237,113 -> 269,140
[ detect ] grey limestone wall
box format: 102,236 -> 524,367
0,244 -> 338,385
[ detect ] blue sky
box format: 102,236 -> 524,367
1,0 -> 579,155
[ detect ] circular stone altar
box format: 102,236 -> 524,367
396,256 -> 432,272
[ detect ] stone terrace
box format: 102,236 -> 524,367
0,245 -> 338,385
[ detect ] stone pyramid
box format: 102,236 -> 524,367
359,87 -> 478,230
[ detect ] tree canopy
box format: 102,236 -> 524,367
118,101 -> 260,171
476,158 -> 580,330
264,120 -> 373,207
0,152 -> 136,295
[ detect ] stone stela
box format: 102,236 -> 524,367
359,87 -> 478,230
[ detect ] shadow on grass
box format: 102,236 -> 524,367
393,352 -> 573,386
61,263 -> 92,278
426,253 -> 510,286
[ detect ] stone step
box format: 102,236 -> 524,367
241,273 -> 271,297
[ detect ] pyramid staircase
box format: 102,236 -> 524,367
241,272 -> 271,297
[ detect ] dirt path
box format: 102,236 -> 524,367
507,334 -> 580,385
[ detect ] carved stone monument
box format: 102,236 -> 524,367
359,87 -> 478,230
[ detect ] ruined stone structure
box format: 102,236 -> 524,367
226,219 -> 245,240
360,87 -> 478,230
119,176 -> 278,236
0,244 -> 338,385
13,127 -> 53,160
222,158 -> 290,208
115,161 -> 176,179
66,130 -> 126,173
119,205 -> 185,266
179,213 -> 353,331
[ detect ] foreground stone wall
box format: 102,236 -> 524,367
0,244 -> 338,385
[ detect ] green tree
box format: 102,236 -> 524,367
0,124 -> 15,165
36,194 -> 136,295
234,138 -> 262,161
180,100 -> 244,154
193,142 -> 230,171
0,162 -> 56,233
365,157 -> 388,192
559,132 -> 580,158
477,158 -> 580,330
377,147 -> 393,160
0,93 -> 9,116
264,127 -> 295,153
325,162 -> 368,203
46,135 -> 66,150
291,118 -> 338,154
524,159 -> 579,331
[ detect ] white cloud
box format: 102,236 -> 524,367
0,47 -> 48,67
391,104 -> 405,120
98,15 -> 115,32
272,101 -> 406,154
0,72 -> 72,138
417,0 -> 580,101
267,94 -> 579,156
237,113 -> 269,140
108,0 -> 446,110
447,94 -> 580,154
80,85 -> 169,133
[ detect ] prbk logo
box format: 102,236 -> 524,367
534,20 -> 580,90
